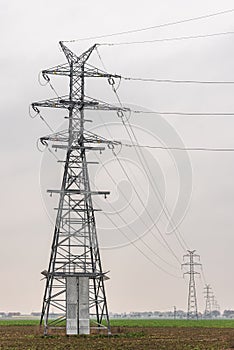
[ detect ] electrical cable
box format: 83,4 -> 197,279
96,49 -> 189,253
95,110 -> 182,264
201,268 -> 208,285
93,150 -> 181,267
29,105 -> 38,119
102,204 -> 181,278
63,8 -> 234,42
125,118 -> 189,251
89,59 -> 234,116
89,177 -> 181,278
87,62 -> 234,85
48,147 -> 60,161
131,110 -> 234,116
95,47 -> 108,71
38,71 -> 49,87
37,111 -> 54,133
112,150 -> 182,264
39,64 -> 234,118
36,138 -> 46,153
48,81 -> 60,99
110,83 -> 189,252
40,72 -> 61,99
101,30 -> 234,46
30,75 -> 60,134
29,105 -> 54,133
120,142 -> 234,152
121,76 -> 234,85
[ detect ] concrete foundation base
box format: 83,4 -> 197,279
66,276 -> 90,335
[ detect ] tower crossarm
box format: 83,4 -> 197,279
42,63 -> 70,77
32,96 -> 129,112
31,97 -> 98,110
47,189 -> 110,196
182,262 -> 202,267
183,272 -> 200,279
39,130 -> 121,148
192,255 -> 200,260
42,64 -> 121,80
51,145 -> 106,151
183,271 -> 201,275
41,44 -> 121,80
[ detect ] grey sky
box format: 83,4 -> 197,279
1,0 -> 234,314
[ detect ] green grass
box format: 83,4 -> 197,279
108,319 -> 234,328
1,318 -> 234,328
0,319 -> 40,326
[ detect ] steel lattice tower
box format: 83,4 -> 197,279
204,284 -> 213,318
32,42 -> 127,335
182,250 -> 201,319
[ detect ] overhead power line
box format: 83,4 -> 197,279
106,74 -> 189,252
112,151 -> 182,264
93,152 -> 181,268
101,30 -> 234,46
121,118 -> 189,251
100,206 -> 181,278
95,110 -> 182,265
131,110 -> 234,116
122,76 -> 234,84
34,80 -> 234,153
88,60 -> 234,85
120,142 -> 234,152
63,8 -> 234,42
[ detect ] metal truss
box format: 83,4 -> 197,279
204,284 -> 213,317
32,41 -> 127,335
182,250 -> 201,319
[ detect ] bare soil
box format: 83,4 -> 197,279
1,325 -> 234,349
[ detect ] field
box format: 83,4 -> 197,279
1,319 -> 234,349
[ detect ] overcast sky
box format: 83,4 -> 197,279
1,0 -> 234,314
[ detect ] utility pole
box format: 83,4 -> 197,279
182,250 -> 201,319
204,284 -> 213,318
32,42 -> 127,336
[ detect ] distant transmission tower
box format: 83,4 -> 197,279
32,42 -> 127,335
204,284 -> 213,318
212,298 -> 220,313
182,250 -> 201,319
210,294 -> 220,315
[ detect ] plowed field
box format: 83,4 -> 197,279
1,324 -> 234,349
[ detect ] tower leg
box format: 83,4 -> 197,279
66,277 -> 78,335
78,277 -> 90,335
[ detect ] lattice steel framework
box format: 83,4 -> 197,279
182,250 -> 201,319
32,42 -> 128,335
204,284 -> 213,318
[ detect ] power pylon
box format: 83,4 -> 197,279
210,295 -> 220,314
32,42 -> 127,335
173,306 -> 177,320
182,250 -> 201,319
212,298 -> 220,313
204,284 -> 213,318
